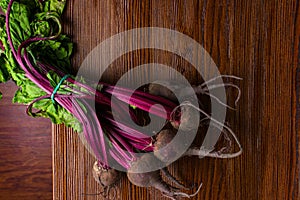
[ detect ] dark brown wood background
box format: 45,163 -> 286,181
0,81 -> 52,200
48,0 -> 300,200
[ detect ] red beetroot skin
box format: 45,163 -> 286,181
127,154 -> 201,199
92,161 -> 122,187
154,129 -> 178,162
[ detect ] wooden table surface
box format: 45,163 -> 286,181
53,1 -> 300,200
0,81 -> 52,200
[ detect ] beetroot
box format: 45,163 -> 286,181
153,129 -> 178,162
92,161 -> 122,187
161,167 -> 189,190
183,124 -> 243,159
170,104 -> 200,131
127,154 -> 201,200
149,82 -> 200,131
149,76 -> 242,132
148,81 -> 187,102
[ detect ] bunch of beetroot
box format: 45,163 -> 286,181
0,0 -> 242,199
92,79 -> 243,200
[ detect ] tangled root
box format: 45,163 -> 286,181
82,186 -> 117,200
161,167 -> 189,190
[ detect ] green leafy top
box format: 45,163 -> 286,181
0,0 -> 82,132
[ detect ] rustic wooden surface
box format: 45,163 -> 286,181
53,1 -> 300,200
0,81 -> 52,200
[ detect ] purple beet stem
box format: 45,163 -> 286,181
5,0 -> 177,169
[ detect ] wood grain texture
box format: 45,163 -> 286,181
53,0 -> 300,200
0,81 -> 52,200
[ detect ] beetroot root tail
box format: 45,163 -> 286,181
173,183 -> 202,198
161,168 -> 190,190
155,178 -> 202,199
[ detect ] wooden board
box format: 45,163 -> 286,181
53,1 -> 300,200
0,81 -> 52,200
